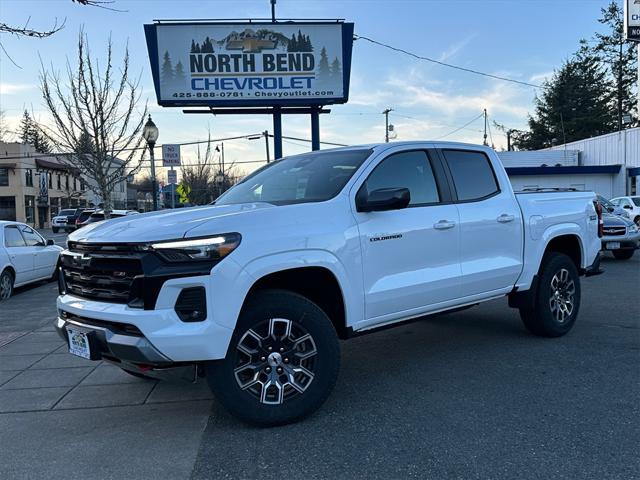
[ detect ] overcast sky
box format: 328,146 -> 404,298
0,0 -> 609,178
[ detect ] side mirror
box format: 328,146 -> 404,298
46,239 -> 55,246
356,187 -> 411,213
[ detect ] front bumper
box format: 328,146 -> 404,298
55,312 -> 171,365
55,273 -> 236,362
601,231 -> 640,250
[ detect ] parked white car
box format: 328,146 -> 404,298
0,221 -> 63,301
610,196 -> 640,226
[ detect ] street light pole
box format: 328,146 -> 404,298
263,130 -> 270,163
383,108 -> 392,143
142,115 -> 159,211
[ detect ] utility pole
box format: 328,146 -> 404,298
506,130 -> 512,151
482,109 -> 488,146
263,130 -> 271,163
271,0 -> 276,22
618,41 -> 623,131
383,108 -> 393,143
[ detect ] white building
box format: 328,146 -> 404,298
498,127 -> 639,199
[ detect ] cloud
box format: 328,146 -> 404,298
384,74 -> 531,118
0,83 -> 33,95
529,71 -> 553,83
438,35 -> 476,62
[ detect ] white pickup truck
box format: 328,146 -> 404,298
55,141 -> 602,425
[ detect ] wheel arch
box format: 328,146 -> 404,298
242,265 -> 349,339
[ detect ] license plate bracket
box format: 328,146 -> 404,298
66,326 -> 99,360
606,242 -> 621,250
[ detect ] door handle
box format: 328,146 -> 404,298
434,220 -> 456,230
497,214 -> 515,223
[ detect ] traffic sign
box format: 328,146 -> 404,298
162,144 -> 181,167
167,169 -> 177,184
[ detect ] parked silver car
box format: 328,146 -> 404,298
601,213 -> 640,260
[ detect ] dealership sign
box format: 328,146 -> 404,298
625,0 -> 640,42
144,22 -> 354,107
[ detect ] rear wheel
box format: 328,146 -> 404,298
612,249 -> 635,260
519,252 -> 581,337
206,289 -> 340,426
0,270 -> 14,301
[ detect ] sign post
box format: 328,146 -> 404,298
162,144 -> 180,208
625,0 -> 640,118
144,21 -> 354,159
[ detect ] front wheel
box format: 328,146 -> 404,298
519,252 -> 581,337
206,289 -> 340,426
612,249 -> 635,260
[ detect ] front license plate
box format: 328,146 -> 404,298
606,242 -> 621,250
67,328 -> 91,359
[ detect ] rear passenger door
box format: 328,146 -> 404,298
438,148 -> 523,297
3,225 -> 34,285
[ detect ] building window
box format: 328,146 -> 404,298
24,195 -> 35,224
80,180 -> 85,192
57,174 -> 61,190
0,196 -> 16,221
48,173 -> 53,189
0,168 -> 8,187
73,177 -> 77,191
61,197 -> 69,209
65,175 -> 69,190
25,169 -> 34,187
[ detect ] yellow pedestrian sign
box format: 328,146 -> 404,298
176,182 -> 191,203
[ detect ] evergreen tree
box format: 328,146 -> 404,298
76,131 -> 95,155
591,1 -> 638,127
513,47 -> 613,150
19,110 -> 52,153
330,56 -> 341,80
190,39 -> 197,53
174,61 -> 186,82
317,47 -> 331,85
161,51 -> 174,84
288,33 -> 297,52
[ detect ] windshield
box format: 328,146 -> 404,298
215,149 -> 372,206
632,197 -> 640,207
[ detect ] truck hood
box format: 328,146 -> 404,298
69,203 -> 275,243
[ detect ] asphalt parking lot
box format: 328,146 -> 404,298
0,251 -> 638,480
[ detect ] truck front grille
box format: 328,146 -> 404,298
602,226 -> 626,236
60,243 -> 145,304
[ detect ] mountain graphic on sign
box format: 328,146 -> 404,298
189,29 -> 313,54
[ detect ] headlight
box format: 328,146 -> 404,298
623,211 -> 631,218
151,233 -> 241,262
628,224 -> 639,234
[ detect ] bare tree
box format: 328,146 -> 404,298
181,134 -> 216,205
39,31 -> 147,216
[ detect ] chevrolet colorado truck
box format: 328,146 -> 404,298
55,141 -> 602,426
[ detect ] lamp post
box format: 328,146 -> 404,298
142,115 -> 159,211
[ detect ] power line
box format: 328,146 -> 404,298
354,34 -> 542,89
436,112 -> 485,139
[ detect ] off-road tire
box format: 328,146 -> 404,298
612,249 -> 635,260
206,289 -> 340,426
519,252 -> 581,338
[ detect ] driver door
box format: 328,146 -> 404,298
352,149 -> 462,328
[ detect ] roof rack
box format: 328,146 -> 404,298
519,187 -> 578,192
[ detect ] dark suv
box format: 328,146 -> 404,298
71,209 -> 96,230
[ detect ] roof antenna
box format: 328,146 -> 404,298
271,0 -> 276,22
